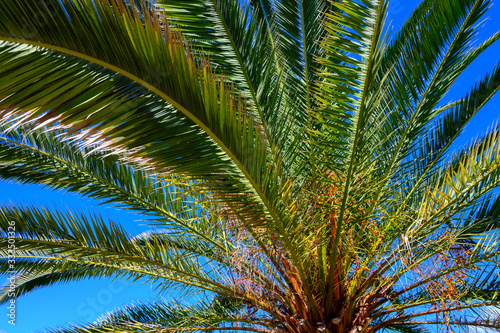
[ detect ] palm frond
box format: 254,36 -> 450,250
0,0 -> 289,235
0,123 -> 234,250
368,0 -> 495,204
405,60 -> 500,199
41,298 -> 270,333
0,0 -> 499,332
0,204 -> 247,298
316,0 -> 390,306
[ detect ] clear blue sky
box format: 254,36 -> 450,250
1,1 -> 500,332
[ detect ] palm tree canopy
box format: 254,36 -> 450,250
0,0 -> 500,332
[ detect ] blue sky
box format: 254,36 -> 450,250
1,0 -> 500,332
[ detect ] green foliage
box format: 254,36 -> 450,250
0,0 -> 499,332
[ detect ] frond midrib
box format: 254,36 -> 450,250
1,237 -> 240,296
0,36 -> 284,239
372,0 -> 486,212
209,0 -> 267,131
0,134 -> 228,251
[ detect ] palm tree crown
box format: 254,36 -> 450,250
0,0 -> 500,332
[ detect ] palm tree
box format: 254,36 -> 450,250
0,0 -> 500,331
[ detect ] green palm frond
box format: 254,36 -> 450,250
273,0 -> 330,107
0,259 -> 124,305
0,228 -> 234,305
0,123 -> 193,216
413,60 -> 500,183
0,123 -> 233,249
0,0 -> 289,234
423,127 -> 500,223
0,0 -> 312,283
315,0 -> 391,305
0,203 -> 287,319
42,299 -> 269,333
150,0 -> 291,147
0,0 -> 500,332
369,0 -> 496,197
0,204 -> 241,297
